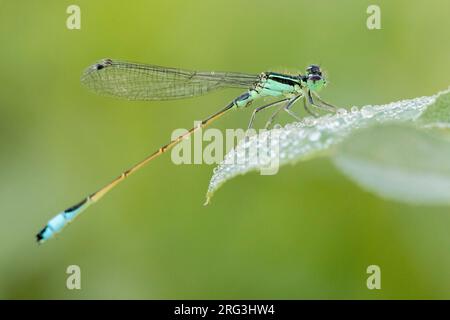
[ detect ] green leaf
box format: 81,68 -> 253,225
333,124 -> 450,205
206,89 -> 450,204
418,87 -> 450,127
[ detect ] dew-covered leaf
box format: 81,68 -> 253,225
417,87 -> 450,127
333,124 -> 450,205
206,89 -> 449,203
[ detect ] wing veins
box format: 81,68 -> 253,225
81,59 -> 259,101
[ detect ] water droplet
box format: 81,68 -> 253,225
298,129 -> 306,137
361,105 -> 374,118
337,108 -> 347,116
304,117 -> 315,126
284,123 -> 294,130
351,106 -> 359,113
308,131 -> 321,141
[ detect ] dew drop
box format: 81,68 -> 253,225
361,105 -> 374,118
304,117 -> 315,126
308,131 -> 321,141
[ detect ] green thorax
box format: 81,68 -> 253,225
257,72 -> 302,97
235,72 -> 302,108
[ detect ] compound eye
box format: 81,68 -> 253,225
307,64 -> 321,74
308,74 -> 322,81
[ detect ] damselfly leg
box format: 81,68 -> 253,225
283,95 -> 304,121
265,94 -> 305,129
247,98 -> 290,131
303,95 -> 320,117
308,90 -> 338,112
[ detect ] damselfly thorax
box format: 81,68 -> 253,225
234,72 -> 304,108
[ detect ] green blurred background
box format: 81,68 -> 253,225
1,0 -> 449,299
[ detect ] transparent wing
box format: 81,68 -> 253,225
81,59 -> 259,101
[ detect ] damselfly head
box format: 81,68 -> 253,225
301,64 -> 326,92
306,64 -> 321,75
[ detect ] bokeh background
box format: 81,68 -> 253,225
1,0 -> 449,299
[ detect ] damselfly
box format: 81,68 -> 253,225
36,58 -> 337,243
